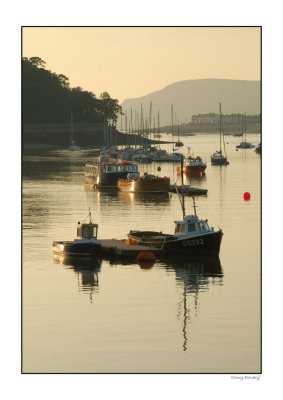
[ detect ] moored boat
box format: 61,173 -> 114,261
177,149 -> 207,175
236,141 -> 255,149
128,197 -> 223,256
211,103 -> 229,166
84,160 -> 138,188
211,150 -> 229,165
235,113 -> 255,149
53,210 -> 101,257
118,172 -> 170,193
255,142 -> 261,154
127,155 -> 220,255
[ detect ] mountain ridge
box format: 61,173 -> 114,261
120,79 -> 260,125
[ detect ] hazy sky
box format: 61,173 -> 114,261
22,27 -> 260,103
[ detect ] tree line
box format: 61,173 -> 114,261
22,57 -> 122,124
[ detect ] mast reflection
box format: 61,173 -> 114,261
160,255 -> 223,351
53,254 -> 102,303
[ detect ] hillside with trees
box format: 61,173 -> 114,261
22,57 -> 121,124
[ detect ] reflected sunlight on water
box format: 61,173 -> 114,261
22,134 -> 261,373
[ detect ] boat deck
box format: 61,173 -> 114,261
100,239 -> 163,257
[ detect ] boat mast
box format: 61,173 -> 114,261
222,121 -> 227,157
125,110 -> 129,147
171,105 -> 174,152
130,108 -> 133,147
140,104 -> 144,147
219,103 -> 222,154
149,101 -> 152,143
192,196 -> 197,217
244,112 -> 247,143
181,155 -> 186,220
134,110 -> 137,148
120,109 -> 123,146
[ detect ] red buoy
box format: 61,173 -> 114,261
138,260 -> 155,269
136,251 -> 156,262
244,192 -> 251,201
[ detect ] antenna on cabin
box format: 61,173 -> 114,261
83,207 -> 93,224
89,207 -> 93,223
192,197 -> 198,217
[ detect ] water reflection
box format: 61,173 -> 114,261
117,191 -> 171,205
53,251 -> 223,351
161,255 -> 223,351
53,254 -> 102,302
103,254 -> 223,351
183,174 -> 207,186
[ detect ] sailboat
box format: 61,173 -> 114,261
211,103 -> 229,165
175,125 -> 184,147
68,111 -> 80,151
236,113 -> 255,149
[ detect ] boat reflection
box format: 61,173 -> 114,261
160,255 -> 223,287
183,174 -> 207,185
53,254 -> 102,302
117,191 -> 171,205
105,254 -> 156,270
160,255 -> 223,351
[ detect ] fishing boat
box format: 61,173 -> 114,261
211,103 -> 229,165
133,154 -> 153,163
68,111 -> 80,151
155,152 -> 182,162
53,209 -> 101,257
84,160 -> 138,188
127,163 -> 222,256
118,172 -> 170,193
128,197 -> 223,256
177,148 -> 207,176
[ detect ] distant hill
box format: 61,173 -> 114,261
120,79 -> 260,126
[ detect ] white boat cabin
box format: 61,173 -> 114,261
85,162 -> 138,176
174,215 -> 213,237
75,221 -> 99,242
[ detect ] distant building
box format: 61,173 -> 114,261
191,113 -> 218,125
191,113 -> 260,125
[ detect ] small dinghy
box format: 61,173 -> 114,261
52,209 -> 101,257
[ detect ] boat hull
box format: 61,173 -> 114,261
118,178 -> 170,193
177,165 -> 206,175
128,230 -> 223,256
84,171 -> 128,187
211,157 -> 228,166
53,241 -> 101,257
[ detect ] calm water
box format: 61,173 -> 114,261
22,134 -> 261,373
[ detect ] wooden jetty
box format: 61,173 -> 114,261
100,239 -> 163,258
169,185 -> 207,196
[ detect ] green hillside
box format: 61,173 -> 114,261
22,57 -> 121,124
